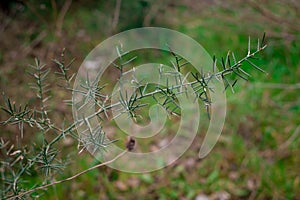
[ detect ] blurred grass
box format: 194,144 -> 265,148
0,0 -> 299,199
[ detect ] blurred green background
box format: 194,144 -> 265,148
0,0 -> 299,199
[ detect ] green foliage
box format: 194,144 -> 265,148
0,35 -> 266,199
1,1 -> 299,199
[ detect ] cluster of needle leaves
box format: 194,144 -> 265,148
0,35 -> 266,199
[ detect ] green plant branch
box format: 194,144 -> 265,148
80,42 -> 267,121
0,35 -> 267,199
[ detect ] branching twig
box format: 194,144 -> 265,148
111,0 -> 122,33
55,0 -> 72,38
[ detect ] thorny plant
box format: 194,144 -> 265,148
0,35 -> 267,199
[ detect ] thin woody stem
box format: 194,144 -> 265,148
5,150 -> 128,200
